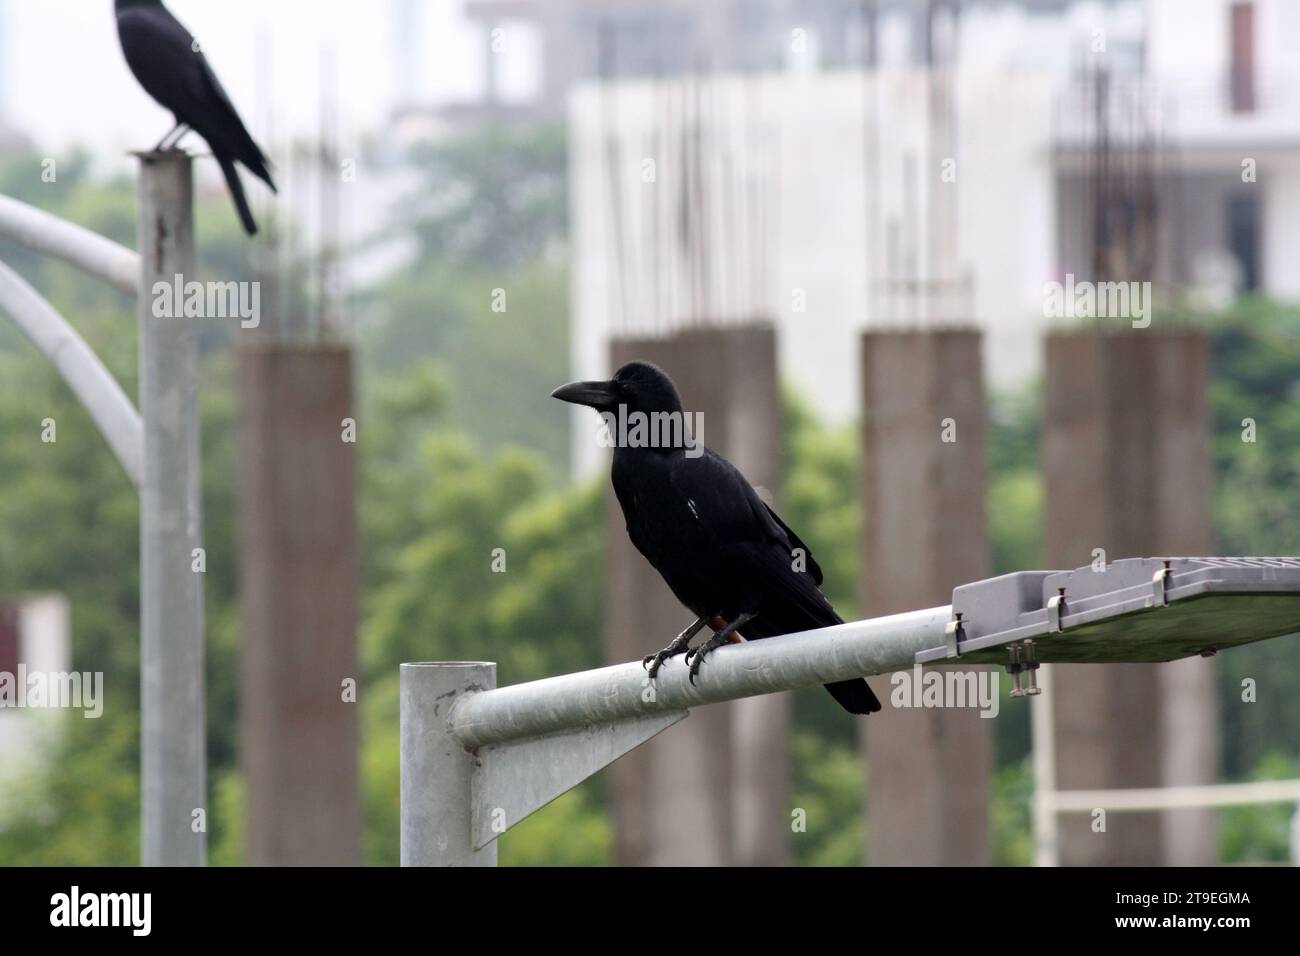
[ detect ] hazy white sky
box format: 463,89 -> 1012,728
1,1 -> 511,165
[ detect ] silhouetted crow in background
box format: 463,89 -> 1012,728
115,0 -> 276,235
553,361 -> 881,715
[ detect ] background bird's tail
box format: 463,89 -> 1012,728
219,156 -> 258,236
741,574 -> 882,715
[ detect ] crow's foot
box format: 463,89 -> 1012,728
685,633 -> 727,684
686,612 -> 757,685
643,643 -> 688,679
643,616 -> 708,679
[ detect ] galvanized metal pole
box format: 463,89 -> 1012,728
136,151 -> 206,867
401,662 -> 497,866
1031,663 -> 1059,867
450,607 -> 951,748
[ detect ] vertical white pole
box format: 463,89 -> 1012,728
137,151 -> 206,866
401,662 -> 497,866
1031,663 -> 1059,867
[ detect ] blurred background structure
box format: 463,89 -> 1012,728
0,0 -> 1298,865
0,597 -> 70,790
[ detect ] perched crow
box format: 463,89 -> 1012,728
115,0 -> 276,235
553,361 -> 881,715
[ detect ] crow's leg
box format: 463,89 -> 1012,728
156,123 -> 190,152
165,125 -> 193,150
686,612 -> 757,685
154,123 -> 182,151
643,616 -> 708,679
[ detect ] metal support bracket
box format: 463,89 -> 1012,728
1007,643 -> 1025,698
943,614 -> 965,658
1151,563 -> 1171,607
1046,592 -> 1066,633
470,709 -> 687,849
1022,639 -> 1042,696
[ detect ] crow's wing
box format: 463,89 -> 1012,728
118,9 -> 217,121
760,501 -> 823,586
660,447 -> 873,712
195,51 -> 274,186
669,448 -> 824,585
668,448 -> 878,713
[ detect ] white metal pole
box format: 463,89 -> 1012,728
1031,662 -> 1059,867
448,606 -> 951,749
401,662 -> 498,867
1047,778 -> 1300,813
0,194 -> 139,296
136,151 -> 206,867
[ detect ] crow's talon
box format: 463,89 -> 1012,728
682,615 -> 755,685
644,650 -> 676,679
687,646 -> 710,682
644,617 -> 711,681
687,650 -> 709,684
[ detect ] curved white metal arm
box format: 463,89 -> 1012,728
0,194 -> 140,297
0,260 -> 143,487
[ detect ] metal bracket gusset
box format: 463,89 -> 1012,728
470,709 -> 687,849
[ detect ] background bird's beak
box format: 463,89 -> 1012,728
551,380 -> 617,411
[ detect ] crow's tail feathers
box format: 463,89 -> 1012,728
244,150 -> 277,194
219,156 -> 258,236
742,560 -> 883,715
825,677 -> 881,715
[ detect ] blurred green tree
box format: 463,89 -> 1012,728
399,125 -> 568,271
1210,298 -> 1300,777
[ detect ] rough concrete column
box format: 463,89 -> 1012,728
238,344 -> 361,865
605,323 -> 788,866
1043,330 -> 1217,866
860,328 -> 991,866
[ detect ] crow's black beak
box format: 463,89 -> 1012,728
551,379 -> 618,411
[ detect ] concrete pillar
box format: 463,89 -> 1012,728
1043,330 -> 1217,866
860,329 -> 991,866
238,343 -> 361,865
604,323 -> 789,866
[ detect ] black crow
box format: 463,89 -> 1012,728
115,0 -> 276,235
553,361 -> 881,715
